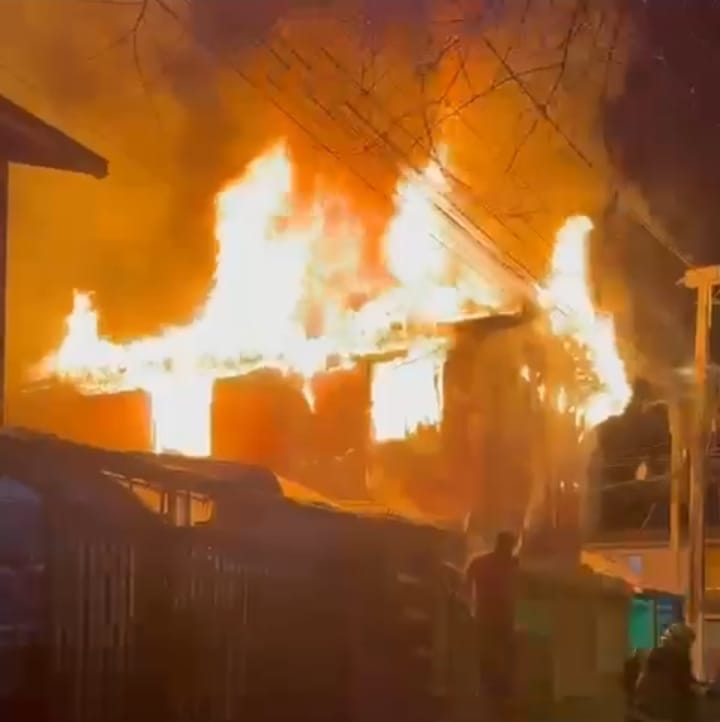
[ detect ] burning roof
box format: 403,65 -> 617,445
34,142 -> 631,458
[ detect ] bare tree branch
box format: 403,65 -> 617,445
85,0 -> 147,61
130,0 -> 151,89
603,1 -> 626,101
504,0 -> 588,174
75,0 -> 143,5
482,53 -> 593,173
415,36 -> 463,160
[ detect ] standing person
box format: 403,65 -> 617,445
466,531 -> 518,722
631,622 -> 700,722
622,648 -> 646,721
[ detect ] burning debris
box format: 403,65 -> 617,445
35,141 -> 631,460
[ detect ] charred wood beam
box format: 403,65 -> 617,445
449,304 -> 537,339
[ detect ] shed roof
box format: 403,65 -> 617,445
0,95 -> 107,178
0,429 -> 444,533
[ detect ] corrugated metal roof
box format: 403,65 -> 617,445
0,428 -> 447,532
0,95 -> 107,178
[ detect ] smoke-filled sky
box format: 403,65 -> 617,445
603,0 -> 720,366
0,0 -> 713,426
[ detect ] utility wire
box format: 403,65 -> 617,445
3,1 -> 675,397
251,25 -> 675,381
150,0 -> 564,309
120,0 -> 686,407
258,12 -> 690,316
51,0 -> 697,345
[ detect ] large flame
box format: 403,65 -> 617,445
40,144 -> 630,457
41,142 -> 510,455
540,216 -> 632,428
370,344 -> 446,442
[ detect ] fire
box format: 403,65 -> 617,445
370,345 -> 446,442
541,216 -> 632,428
40,142 -> 511,454
150,377 -> 213,457
39,144 -> 630,457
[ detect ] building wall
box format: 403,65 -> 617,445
213,367 -> 370,500
12,385 -> 151,452
584,541 -> 720,597
584,541 -> 720,678
585,544 -> 684,596
15,321 -> 595,538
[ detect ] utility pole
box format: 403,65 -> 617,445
668,398 -> 687,593
0,161 -> 7,427
683,265 -> 720,679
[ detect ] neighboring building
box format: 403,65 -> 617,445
0,94 -> 107,721
0,427 -> 636,722
0,428 -> 460,722
584,527 -> 720,675
0,95 -> 107,424
0,477 -> 44,708
582,384 -> 720,675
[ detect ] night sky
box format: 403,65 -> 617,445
606,1 -> 720,270
603,0 -> 720,359
597,0 -> 720,530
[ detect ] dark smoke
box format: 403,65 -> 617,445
603,0 -> 720,364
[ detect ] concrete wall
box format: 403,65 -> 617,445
585,542 -> 720,679
585,544 -> 684,595
585,541 -> 720,597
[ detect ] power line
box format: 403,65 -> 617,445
48,0 -> 697,341
267,15 -> 690,303
4,1 -> 670,397
149,0 -> 549,301
253,24 -> 677,382
134,0 -> 686,400
40,0 -> 686,343
475,20 -> 693,270
254,33 -> 592,311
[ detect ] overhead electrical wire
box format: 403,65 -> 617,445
2,0 -> 690,394
148,0 -> 601,333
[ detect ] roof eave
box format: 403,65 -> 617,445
0,95 -> 108,179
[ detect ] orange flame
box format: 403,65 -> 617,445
39,149 -> 630,456
541,216 -> 632,428
39,143 -> 512,454
370,344 -> 446,442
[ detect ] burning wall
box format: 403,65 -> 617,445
14,385 -> 151,452
366,307 -> 607,540
213,366 -> 370,501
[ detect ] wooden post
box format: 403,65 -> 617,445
683,265 -> 720,679
0,161 -> 7,427
668,398 -> 685,593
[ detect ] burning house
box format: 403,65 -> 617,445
29,142 -> 632,553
